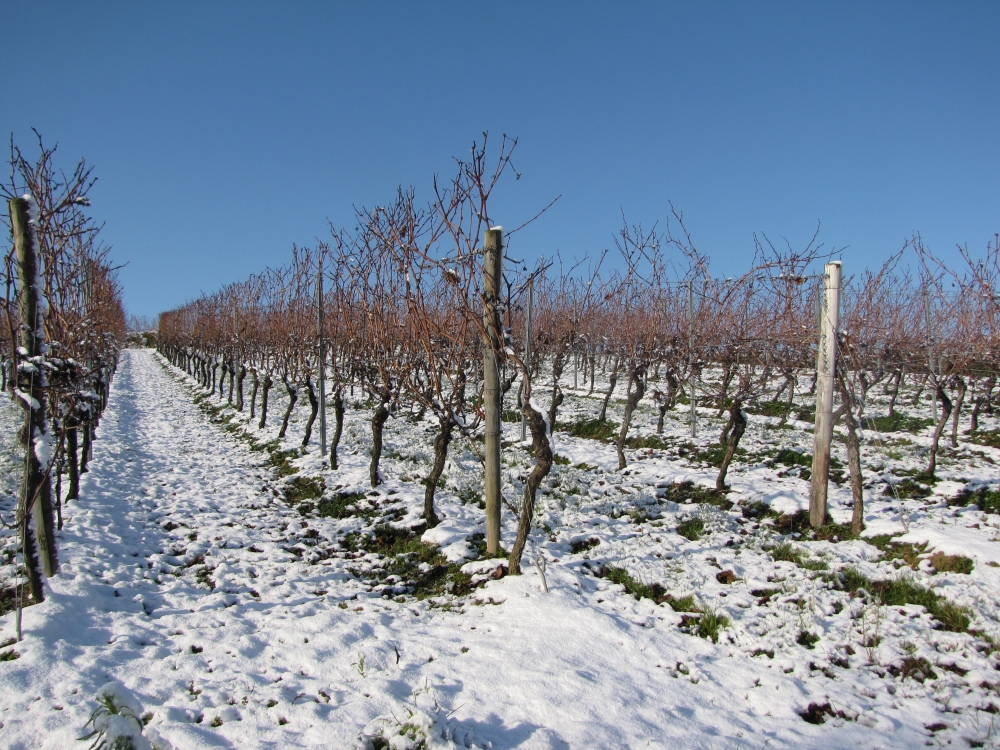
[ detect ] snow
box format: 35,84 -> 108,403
0,350 -> 998,748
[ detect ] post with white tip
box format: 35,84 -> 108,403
317,256 -> 327,456
10,197 -> 57,598
520,274 -> 534,442
484,228 -> 503,554
810,261 -> 842,528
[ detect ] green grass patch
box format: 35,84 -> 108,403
570,537 -> 600,554
682,609 -> 730,643
566,418 -> 618,441
950,484 -> 1000,514
797,630 -> 820,649
666,594 -> 698,612
676,516 -> 705,541
837,568 -> 972,632
466,531 -> 507,560
968,428 -> 1000,449
284,475 -> 325,504
807,522 -> 859,542
625,434 -> 671,450
660,480 -> 731,509
312,491 -> 373,520
346,524 -> 480,600
769,542 -> 828,570
748,401 -> 793,419
883,477 -> 933,500
679,443 -> 746,468
770,448 -> 812,468
929,551 -> 974,574
862,413 -> 935,434
603,566 -> 669,604
865,535 -> 927,569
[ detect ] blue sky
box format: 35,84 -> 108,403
3,2 -> 998,318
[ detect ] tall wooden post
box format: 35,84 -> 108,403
688,280 -> 697,438
810,261 -> 842,527
924,286 -> 936,422
317,259 -> 327,455
10,198 -> 57,590
484,228 -> 503,553
520,274 -> 534,442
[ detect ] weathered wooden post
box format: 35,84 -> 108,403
10,197 -> 57,594
688,280 -> 697,438
484,228 -> 503,553
924,286 -> 936,422
810,261 -> 842,527
520,274 -> 534,442
317,258 -> 327,455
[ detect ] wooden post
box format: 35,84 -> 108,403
520,274 -> 534,442
924,286 -> 936,422
10,197 -> 58,587
810,261 -> 842,527
317,259 -> 327,455
484,228 -> 503,554
688,280 -> 697,438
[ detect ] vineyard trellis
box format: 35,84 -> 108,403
157,136 -> 1000,577
1,133 -> 126,621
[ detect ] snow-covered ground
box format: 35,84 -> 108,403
0,349 -> 999,748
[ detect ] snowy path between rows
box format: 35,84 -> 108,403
0,350 -> 942,748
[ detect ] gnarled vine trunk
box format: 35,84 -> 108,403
716,400 -> 747,491
616,364 -> 646,470
330,388 -> 345,470
278,377 -> 298,439
422,418 -> 452,527
508,401 -> 553,575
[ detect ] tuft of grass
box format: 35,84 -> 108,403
862,413 -> 935,434
346,524 -> 480,600
602,566 -> 669,604
774,509 -> 812,535
796,630 -> 820,649
567,418 -> 618,441
676,516 -> 705,541
0,649 -> 20,661
808,522 -> 859,543
569,537 -> 600,554
748,401 -> 792,419
837,568 -> 972,632
888,655 -> 937,683
552,453 -> 571,466
950,484 -> 1000,515
969,428 -> 1000,449
665,594 -> 698,612
660,480 -> 731,509
266,447 -> 299,478
285,476 -> 325,504
625,434 -> 670,450
0,586 -> 34,618
741,501 -> 771,520
929,551 -> 974,575
466,531 -> 506,560
312,491 -> 373,520
883,477 -> 933,500
866,535 -> 927,569
770,542 -> 827,571
771,448 -> 812,468
692,609 -> 730,643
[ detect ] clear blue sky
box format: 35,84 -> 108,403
4,2 -> 998,319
